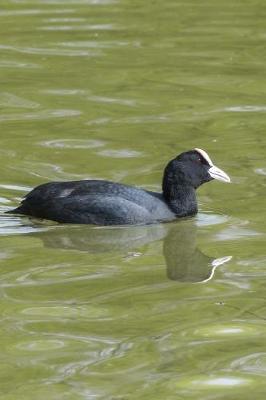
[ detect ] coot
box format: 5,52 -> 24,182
7,148 -> 230,225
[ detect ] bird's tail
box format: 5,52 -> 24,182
5,206 -> 25,215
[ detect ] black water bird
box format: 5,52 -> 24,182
7,148 -> 230,225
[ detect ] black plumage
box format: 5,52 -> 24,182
7,148 -> 230,225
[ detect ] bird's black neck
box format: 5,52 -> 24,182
163,184 -> 197,217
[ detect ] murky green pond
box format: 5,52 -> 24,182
1,0 -> 266,398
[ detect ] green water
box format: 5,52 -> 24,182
1,0 -> 266,398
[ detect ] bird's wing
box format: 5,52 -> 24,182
31,194 -> 152,225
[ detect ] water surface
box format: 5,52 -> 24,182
1,0 -> 266,399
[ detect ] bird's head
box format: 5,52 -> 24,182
163,148 -> 230,191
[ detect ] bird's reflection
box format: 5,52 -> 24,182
163,221 -> 231,282
32,220 -> 231,283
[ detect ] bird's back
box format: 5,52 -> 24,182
11,180 -> 175,225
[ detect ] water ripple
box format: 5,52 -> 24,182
172,375 -> 253,390
87,94 -> 137,107
0,109 -> 81,122
41,139 -> 106,149
223,105 -> 266,112
39,24 -> 115,32
22,305 -> 109,319
17,339 -> 65,351
0,60 -> 40,69
0,215 -> 48,235
36,0 -> 116,4
190,322 -> 266,339
255,168 -> 266,176
0,44 -> 100,57
0,92 -> 40,109
42,88 -> 86,95
0,263 -> 119,287
97,149 -> 143,158
196,212 -> 229,226
86,114 -> 170,126
231,353 -> 266,374
0,184 -> 32,192
44,18 -> 87,23
215,226 -> 262,240
59,40 -> 141,48
0,9 -> 74,16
